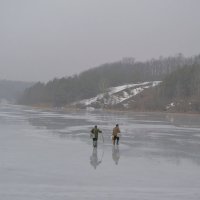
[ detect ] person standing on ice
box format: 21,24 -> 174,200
90,125 -> 102,148
112,124 -> 121,145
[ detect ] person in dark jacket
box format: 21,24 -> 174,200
90,125 -> 102,147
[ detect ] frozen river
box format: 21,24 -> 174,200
1,104 -> 200,200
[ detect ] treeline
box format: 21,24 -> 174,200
0,80 -> 34,103
131,63 -> 200,112
19,54 -> 200,107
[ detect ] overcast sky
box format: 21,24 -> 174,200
0,0 -> 200,82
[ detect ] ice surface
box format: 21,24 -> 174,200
1,104 -> 200,199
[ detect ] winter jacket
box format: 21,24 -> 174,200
112,127 -> 120,137
91,128 -> 102,139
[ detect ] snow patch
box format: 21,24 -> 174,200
73,81 -> 161,109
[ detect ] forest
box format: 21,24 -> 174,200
130,63 -> 200,112
0,80 -> 34,103
18,54 -> 200,112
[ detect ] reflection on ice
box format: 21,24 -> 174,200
112,145 -> 120,165
90,148 -> 103,169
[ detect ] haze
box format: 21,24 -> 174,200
0,0 -> 200,82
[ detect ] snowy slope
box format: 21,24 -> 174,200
73,81 -> 161,109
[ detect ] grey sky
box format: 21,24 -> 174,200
0,0 -> 200,82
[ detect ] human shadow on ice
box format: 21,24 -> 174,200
90,148 -> 102,169
112,145 -> 120,165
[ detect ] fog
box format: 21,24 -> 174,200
1,0 -> 200,82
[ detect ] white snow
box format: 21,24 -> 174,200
166,102 -> 175,110
75,81 -> 161,108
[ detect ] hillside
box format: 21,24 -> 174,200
18,54 -> 200,107
130,64 -> 200,113
72,63 -> 200,113
72,81 -> 161,109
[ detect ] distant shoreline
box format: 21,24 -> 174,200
23,103 -> 200,115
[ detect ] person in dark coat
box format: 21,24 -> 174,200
90,125 -> 102,147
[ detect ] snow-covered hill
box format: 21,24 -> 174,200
73,81 -> 161,110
